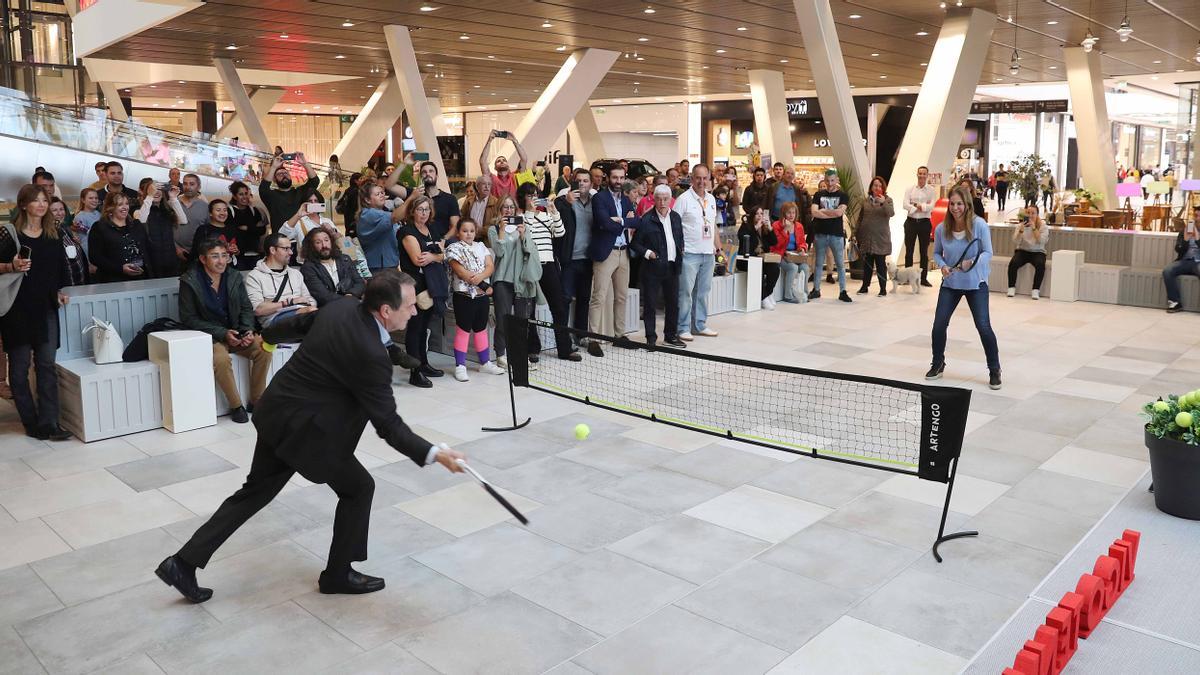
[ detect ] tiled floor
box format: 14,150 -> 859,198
1,277 -> 1188,674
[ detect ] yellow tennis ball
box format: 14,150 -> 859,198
262,342 -> 276,353
1152,400 -> 1170,413
1176,411 -> 1194,428
574,423 -> 590,441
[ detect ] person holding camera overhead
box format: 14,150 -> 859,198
136,178 -> 187,278
480,129 -> 533,202
397,161 -> 461,244
261,151 -> 320,234
356,180 -> 402,276
279,192 -> 337,263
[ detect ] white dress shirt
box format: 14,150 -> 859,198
904,184 -> 937,219
673,187 -> 717,254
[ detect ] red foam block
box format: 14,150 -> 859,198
1074,574 -> 1106,637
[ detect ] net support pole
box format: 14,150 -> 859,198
931,456 -> 978,562
484,314 -> 532,432
482,362 -> 531,432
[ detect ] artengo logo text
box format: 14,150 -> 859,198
928,403 -> 940,466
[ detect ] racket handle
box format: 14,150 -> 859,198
483,483 -> 529,525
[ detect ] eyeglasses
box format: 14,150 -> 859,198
204,253 -> 231,260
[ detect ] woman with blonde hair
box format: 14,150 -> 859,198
488,195 -> 542,370
929,185 -> 1000,389
1007,203 -> 1049,299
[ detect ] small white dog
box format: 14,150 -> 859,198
887,261 -> 923,294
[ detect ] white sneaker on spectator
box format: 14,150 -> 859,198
697,328 -> 719,337
761,297 -> 776,310
496,355 -> 508,371
1006,287 -> 1016,297
480,361 -> 504,375
679,332 -> 695,341
454,365 -> 470,382
1031,290 -> 1040,300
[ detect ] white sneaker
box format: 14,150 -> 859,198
761,297 -> 776,310
697,328 -> 719,337
480,361 -> 505,375
496,355 -> 508,371
1006,287 -> 1016,298
454,365 -> 470,382
678,332 -> 695,341
1031,290 -> 1040,300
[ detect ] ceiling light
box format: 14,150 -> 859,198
921,62 -> 928,66
637,37 -> 648,41
848,14 -> 862,19
335,54 -> 345,59
225,43 -> 238,50
737,26 -> 747,31
1152,60 -> 1162,64
504,69 -> 512,74
556,45 -> 566,51
1116,12 -> 1133,42
541,20 -> 552,28
901,87 -> 910,91
342,20 -> 355,27
420,5 -> 436,11
716,49 -> 726,54
1009,50 -> 1020,75
487,55 -> 495,59
644,6 -> 655,13
1151,76 -> 1159,80
1048,65 -> 1057,69
459,34 -> 469,40
1081,28 -> 1098,52
152,103 -> 159,107
613,99 -> 623,103
879,75 -> 887,79
916,31 -> 928,36
870,53 -> 880,57
636,56 -> 644,61
279,33 -> 288,39
1046,21 -> 1057,25
1195,40 -> 1200,63
779,59 -> 788,63
473,85 -> 481,88
939,2 -> 946,8
123,88 -> 130,92
149,85 -> 156,88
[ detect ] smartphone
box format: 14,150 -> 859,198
495,130 -> 510,139
536,160 -> 546,168
280,153 -> 296,161
504,215 -> 521,226
306,202 -> 326,213
413,151 -> 430,161
19,245 -> 32,259
534,197 -> 548,208
238,330 -> 252,339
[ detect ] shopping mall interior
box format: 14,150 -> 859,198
1,1 -> 1199,673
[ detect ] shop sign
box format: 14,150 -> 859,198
970,99 -> 1068,114
786,99 -> 810,117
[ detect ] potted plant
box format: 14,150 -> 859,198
1010,154 -> 1050,208
1072,187 -> 1101,212
1142,392 -> 1200,519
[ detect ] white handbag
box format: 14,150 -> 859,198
83,318 -> 124,364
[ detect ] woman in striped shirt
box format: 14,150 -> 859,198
517,182 -> 580,361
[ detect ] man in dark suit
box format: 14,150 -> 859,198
553,168 -> 595,338
586,165 -> 639,357
299,228 -> 365,306
631,185 -> 686,347
156,271 -> 466,601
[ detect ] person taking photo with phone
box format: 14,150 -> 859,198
1007,204 -> 1050,300
280,192 -> 337,262
135,178 -> 186,277
89,192 -> 155,282
1,184 -> 71,440
480,129 -> 532,201
261,151 -> 320,233
1163,205 -> 1200,313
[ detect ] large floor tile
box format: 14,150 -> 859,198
86,653 -> 164,675
912,531 -> 1061,601
964,495 -> 1098,557
0,459 -> 44,491
105,448 -> 237,492
684,485 -> 831,543
314,643 -> 438,675
592,468 -> 728,517
873,473 -> 1009,516
608,515 -> 770,584
41,490 -> 194,549
1039,445 -> 1149,488
757,522 -> 922,595
1003,469 -> 1129,520
148,601 -> 361,674
398,592 -> 600,674
749,458 -> 888,508
0,625 -> 46,675
524,492 -> 661,552
769,616 -> 966,674
15,581 -> 220,675
573,604 -> 786,674
0,518 -> 71,571
121,424 -> 239,456
21,439 -> 146,481
30,528 -> 181,606
678,560 -> 857,652
558,436 -> 678,476
493,456 -> 617,504
295,556 -> 482,650
397,481 -> 541,537
659,444 -> 785,488
513,549 -> 695,636
822,492 -> 969,551
965,421 -> 1073,462
162,502 -> 317,564
523,412 -> 634,447
157,468 -> 259,517
412,523 -> 577,596
372,455 -> 494,496
295,506 -> 454,568
957,445 -> 1042,485
193,539 -> 325,621
276,479 -> 416,524
0,470 -> 136,521
849,568 -> 1023,659
619,422 -> 716,452
0,564 -> 62,626
993,392 -> 1115,438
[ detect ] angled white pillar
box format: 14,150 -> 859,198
1064,47 -> 1118,208
748,70 -> 793,170
219,87 -> 283,143
384,25 -> 448,191
97,81 -> 129,122
331,76 -> 404,171
213,59 -> 271,152
887,7 -> 995,254
793,0 -> 869,188
566,103 -> 605,167
427,98 -> 448,136
511,48 -> 620,165
70,0 -> 202,57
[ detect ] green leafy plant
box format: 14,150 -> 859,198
1142,392 -> 1200,445
1072,187 -> 1102,206
835,165 -> 864,225
1009,154 -> 1050,200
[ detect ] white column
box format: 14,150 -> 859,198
887,7 -> 995,254
566,103 -> 606,167
219,87 -> 283,143
510,48 -> 619,166
213,58 -> 271,152
747,69 -> 793,171
384,25 -> 448,191
331,76 -> 404,172
97,81 -> 129,122
793,0 -> 869,188
1064,47 -> 1118,209
427,98 -> 448,136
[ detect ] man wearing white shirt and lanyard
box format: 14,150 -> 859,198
673,164 -> 719,340
903,166 -> 937,288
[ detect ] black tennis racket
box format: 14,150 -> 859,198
450,454 -> 529,525
949,237 -> 984,273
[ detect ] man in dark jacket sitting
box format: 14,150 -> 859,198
300,228 -> 365,307
179,238 -> 271,423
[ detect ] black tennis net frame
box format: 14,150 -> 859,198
487,314 -> 977,562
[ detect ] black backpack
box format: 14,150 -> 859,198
122,317 -> 187,362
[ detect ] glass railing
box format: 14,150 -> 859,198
0,87 -> 332,185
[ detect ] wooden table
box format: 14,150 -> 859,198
1141,205 -> 1170,232
1067,214 -> 1102,228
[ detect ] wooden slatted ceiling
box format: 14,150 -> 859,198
89,0 -> 1200,110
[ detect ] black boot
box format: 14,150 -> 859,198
925,362 -> 945,380
156,555 -> 213,603
409,369 -> 432,388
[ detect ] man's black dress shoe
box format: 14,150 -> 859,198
318,568 -> 385,595
665,337 -> 687,348
229,406 -> 249,424
155,555 -> 213,603
419,363 -> 444,377
587,341 -> 604,358
25,426 -> 48,440
559,351 -> 583,362
409,370 -> 433,388
388,343 -> 421,369
614,338 -> 638,349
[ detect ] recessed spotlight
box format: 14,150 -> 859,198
613,99 -> 623,103
473,85 -> 481,88
366,84 -> 374,88
916,31 -> 928,36
460,34 -> 469,40
541,21 -> 552,28
901,87 -> 910,91
644,6 -> 655,13
871,53 -> 880,57
716,49 -> 726,54
995,77 -> 1003,81
849,14 -> 862,19
342,20 -> 355,27
779,59 -> 788,63
702,65 -> 709,68
1153,60 -> 1162,64
420,5 -> 436,11
335,54 -> 345,59
556,45 -> 567,51
879,75 -> 887,79
637,37 -> 648,41
920,62 -> 928,66
152,103 -> 159,107
636,56 -> 644,61
123,88 -> 130,92
225,43 -> 238,50
487,55 -> 495,59
737,26 -> 747,31
178,80 -> 185,84
1151,76 -> 1159,80
655,97 -> 664,101
1049,65 -> 1057,69
149,85 -> 157,88
1046,20 -> 1058,25
280,33 -> 289,39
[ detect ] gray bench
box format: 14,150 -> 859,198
988,256 -> 1053,297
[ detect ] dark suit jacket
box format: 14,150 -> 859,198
553,194 -> 587,263
301,255 -> 365,306
631,209 -> 685,276
589,189 -> 639,262
254,298 -> 430,483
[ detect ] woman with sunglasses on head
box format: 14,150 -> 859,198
929,185 -> 1000,390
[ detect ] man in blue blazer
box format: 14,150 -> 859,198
631,185 -> 686,347
587,165 -> 639,357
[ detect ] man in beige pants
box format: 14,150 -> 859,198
586,166 -> 639,358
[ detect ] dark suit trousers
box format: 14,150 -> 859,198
530,261 -> 573,357
178,437 -> 375,573
559,257 -> 593,333
640,262 -> 679,344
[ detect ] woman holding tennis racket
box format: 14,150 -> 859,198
928,185 -> 1001,390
